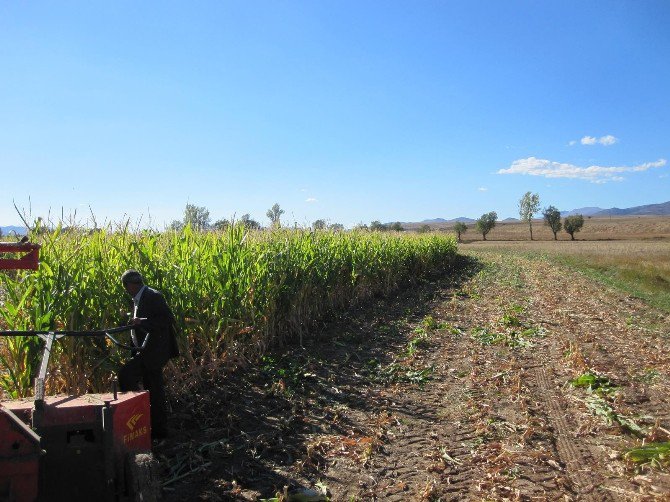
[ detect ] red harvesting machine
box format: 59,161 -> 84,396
0,242 -> 160,501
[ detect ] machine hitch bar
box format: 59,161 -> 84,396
0,325 -> 142,350
0,325 -> 149,406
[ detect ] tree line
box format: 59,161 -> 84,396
455,192 -> 585,242
168,203 -> 400,233
168,193 -> 585,241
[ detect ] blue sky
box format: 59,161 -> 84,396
1,1 -> 668,228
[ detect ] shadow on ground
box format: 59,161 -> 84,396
158,253 -> 482,501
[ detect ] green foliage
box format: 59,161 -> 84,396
406,331 -> 429,356
584,394 -> 644,436
239,214 -> 261,230
312,219 -> 327,231
470,327 -> 505,345
421,315 -> 438,330
418,224 -> 432,233
569,371 -> 644,436
470,304 -> 543,349
370,221 -> 387,231
213,219 -> 230,231
372,361 -> 434,386
542,206 -> 562,240
453,222 -> 467,242
475,212 -> 497,240
570,372 -> 617,395
564,214 -> 585,240
625,442 -> 670,468
518,192 -> 540,240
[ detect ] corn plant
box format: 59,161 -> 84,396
0,224 -> 457,397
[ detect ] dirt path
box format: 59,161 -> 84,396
158,251 -> 670,501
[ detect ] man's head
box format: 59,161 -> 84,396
121,269 -> 144,296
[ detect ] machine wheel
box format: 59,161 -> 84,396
125,452 -> 160,502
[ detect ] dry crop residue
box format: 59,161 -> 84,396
158,252 -> 670,501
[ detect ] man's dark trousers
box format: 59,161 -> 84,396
119,356 -> 168,438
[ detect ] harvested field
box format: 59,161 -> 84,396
464,240 -> 670,313
156,250 -> 670,500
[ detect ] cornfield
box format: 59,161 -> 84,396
0,225 -> 457,398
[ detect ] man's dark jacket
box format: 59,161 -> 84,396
134,287 -> 180,368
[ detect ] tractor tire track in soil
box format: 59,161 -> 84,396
532,364 -> 605,500
158,252 -> 670,500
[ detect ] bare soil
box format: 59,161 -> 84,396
157,251 -> 670,501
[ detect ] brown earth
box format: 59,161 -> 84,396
156,251 -> 670,501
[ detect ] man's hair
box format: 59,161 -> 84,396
121,269 -> 144,286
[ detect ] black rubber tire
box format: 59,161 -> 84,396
125,452 -> 160,502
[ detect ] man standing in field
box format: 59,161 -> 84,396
118,270 -> 179,441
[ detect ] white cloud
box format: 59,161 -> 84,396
576,134 -> 618,146
477,187 -> 488,191
599,135 -> 618,146
305,197 -> 317,203
497,157 -> 667,184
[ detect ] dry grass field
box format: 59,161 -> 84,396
410,215 -> 670,242
482,215 -> 670,241
421,215 -> 670,313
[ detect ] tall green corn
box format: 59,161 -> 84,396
0,225 -> 457,397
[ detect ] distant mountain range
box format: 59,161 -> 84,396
561,201 -> 670,217
421,217 -> 475,224
414,200 -> 670,226
560,207 -> 604,217
591,200 -> 670,217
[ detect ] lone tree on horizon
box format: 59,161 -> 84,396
564,214 -> 585,240
453,222 -> 468,242
519,192 -> 541,240
542,206 -> 562,240
266,203 -> 284,228
475,211 -> 497,241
